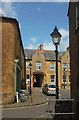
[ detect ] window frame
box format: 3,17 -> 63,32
36,62 -> 41,70
26,62 -> 30,70
50,75 -> 55,83
68,64 -> 70,71
50,63 -> 55,71
63,63 -> 67,71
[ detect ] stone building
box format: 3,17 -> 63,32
24,44 -> 70,89
60,47 -> 70,88
1,16 -> 26,104
68,1 -> 79,119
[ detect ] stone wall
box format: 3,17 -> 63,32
68,2 -> 79,118
2,19 -> 15,103
2,17 -> 26,104
26,50 -> 61,88
60,48 -> 70,88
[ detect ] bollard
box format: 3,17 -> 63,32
16,92 -> 19,103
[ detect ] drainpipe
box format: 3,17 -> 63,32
14,59 -> 19,96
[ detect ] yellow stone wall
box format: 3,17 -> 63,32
60,48 -> 70,88
26,58 -> 61,89
26,49 -> 70,89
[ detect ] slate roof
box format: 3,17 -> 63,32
24,49 -> 65,61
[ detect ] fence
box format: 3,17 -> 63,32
48,98 -> 75,120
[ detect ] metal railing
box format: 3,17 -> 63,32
48,98 -> 75,118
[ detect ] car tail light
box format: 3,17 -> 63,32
47,88 -> 49,91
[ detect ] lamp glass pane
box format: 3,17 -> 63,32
52,37 -> 61,44
53,37 -> 58,44
58,37 -> 61,44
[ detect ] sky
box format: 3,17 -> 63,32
0,1 -> 69,51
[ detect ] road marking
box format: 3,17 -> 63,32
34,102 -> 48,108
2,102 -> 48,110
36,114 -> 48,118
35,114 -> 53,118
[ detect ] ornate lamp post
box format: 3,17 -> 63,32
29,62 -> 32,96
50,26 -> 62,99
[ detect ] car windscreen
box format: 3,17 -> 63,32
48,85 -> 56,88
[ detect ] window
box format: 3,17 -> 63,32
36,62 -> 41,70
69,76 -> 70,83
68,64 -> 70,71
50,75 -> 55,83
76,4 -> 79,29
26,62 -> 30,70
63,75 -> 67,83
50,63 -> 55,70
26,75 -> 30,83
63,63 -> 67,71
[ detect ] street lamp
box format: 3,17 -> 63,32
50,26 -> 62,99
63,68 -> 66,89
29,62 -> 32,96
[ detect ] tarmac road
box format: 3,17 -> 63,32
2,102 -> 53,119
2,88 -> 70,119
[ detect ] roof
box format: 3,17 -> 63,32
24,49 -> 65,61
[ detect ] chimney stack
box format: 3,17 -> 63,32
40,44 -> 43,51
67,47 -> 69,51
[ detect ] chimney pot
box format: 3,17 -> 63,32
40,44 -> 43,51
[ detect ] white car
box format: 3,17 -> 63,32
42,83 -> 56,95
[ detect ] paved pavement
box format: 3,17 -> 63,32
2,87 -> 47,108
2,88 -> 71,119
2,87 -> 70,109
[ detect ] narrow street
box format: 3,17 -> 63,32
2,103 -> 50,118
2,88 -> 70,119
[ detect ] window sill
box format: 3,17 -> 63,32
36,69 -> 41,71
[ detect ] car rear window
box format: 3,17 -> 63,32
48,85 -> 56,88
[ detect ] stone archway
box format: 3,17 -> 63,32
33,72 -> 46,87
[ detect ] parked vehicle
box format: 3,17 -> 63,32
42,83 -> 56,95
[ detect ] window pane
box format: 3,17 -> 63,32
49,85 -> 56,88
50,75 -> 55,83
68,64 -> 70,71
26,62 -> 30,70
63,63 -> 67,71
50,63 -> 55,70
36,62 -> 41,70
